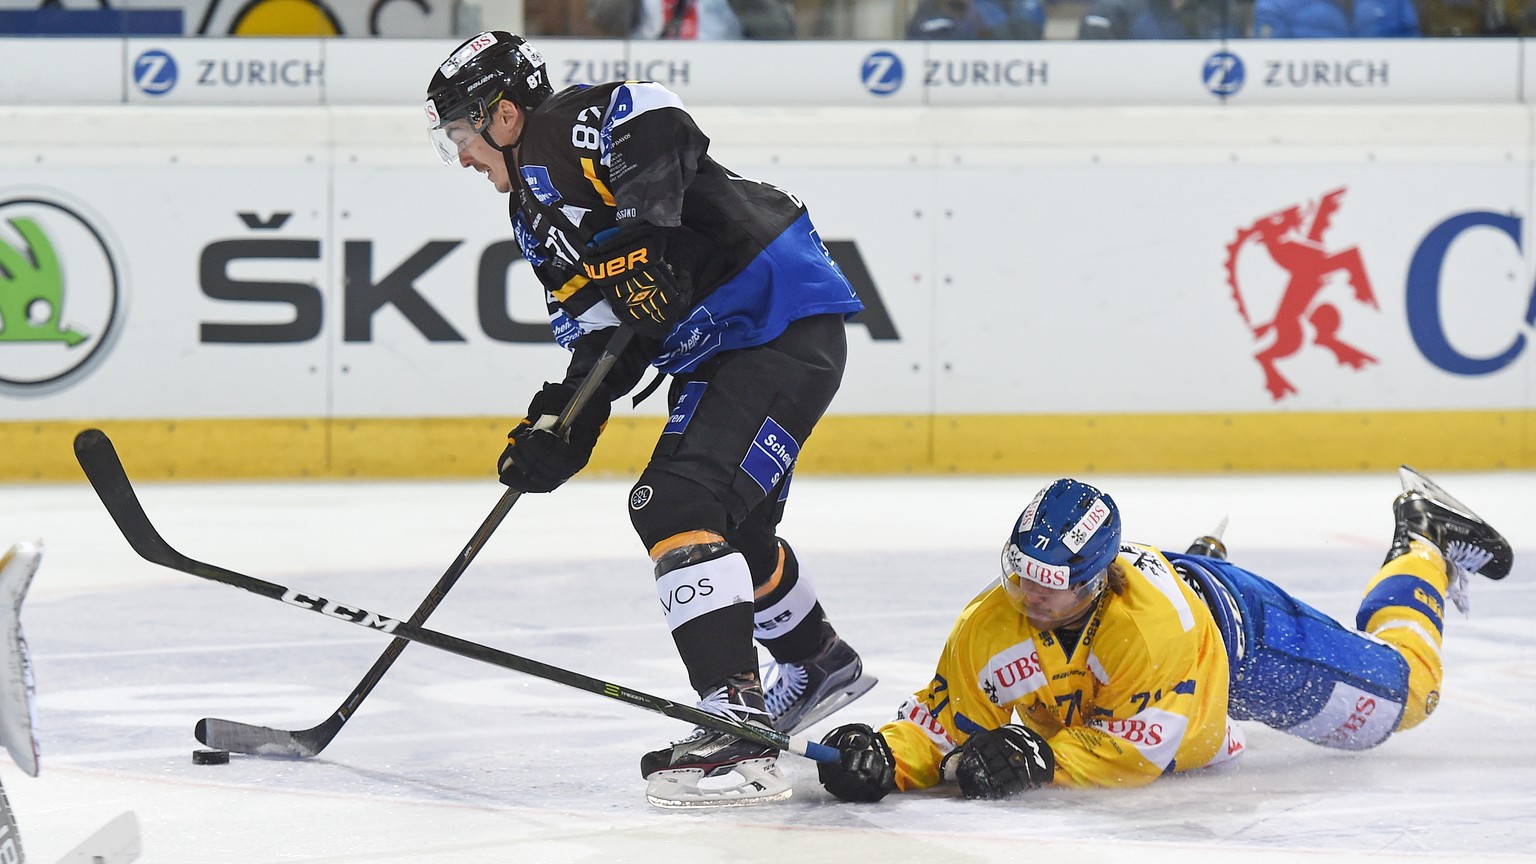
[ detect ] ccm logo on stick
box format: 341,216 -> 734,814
281,590 -> 403,633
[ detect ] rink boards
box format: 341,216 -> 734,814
0,39 -> 1533,478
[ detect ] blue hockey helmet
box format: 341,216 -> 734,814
1001,479 -> 1122,624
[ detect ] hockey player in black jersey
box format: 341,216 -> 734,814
425,31 -> 875,807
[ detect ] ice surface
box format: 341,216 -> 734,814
1,472 -> 1532,863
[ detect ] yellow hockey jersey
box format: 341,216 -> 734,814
881,543 -> 1243,789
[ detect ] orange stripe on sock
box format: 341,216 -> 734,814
754,544 -> 786,600
648,530 -> 725,561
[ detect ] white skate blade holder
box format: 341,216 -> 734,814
0,541 -> 40,778
645,757 -> 793,809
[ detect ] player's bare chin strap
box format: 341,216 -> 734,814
483,122 -> 526,155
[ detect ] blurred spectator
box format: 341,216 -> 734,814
727,0 -> 796,34
1417,0 -> 1536,34
1253,0 -> 1418,35
906,0 -> 1045,38
585,0 -> 795,38
526,0 -> 609,35
1079,0 -> 1243,37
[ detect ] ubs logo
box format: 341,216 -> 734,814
1225,187 -> 1378,400
861,50 -> 904,97
0,197 -> 125,395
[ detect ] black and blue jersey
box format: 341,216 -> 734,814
506,80 -> 863,391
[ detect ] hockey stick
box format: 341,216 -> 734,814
194,327 -> 635,757
74,428 -> 839,765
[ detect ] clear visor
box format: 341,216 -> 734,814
1001,556 -> 1107,630
428,115 -> 488,166
425,94 -> 498,165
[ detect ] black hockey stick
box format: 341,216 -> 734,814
193,327 -> 635,757
73,428 -> 838,764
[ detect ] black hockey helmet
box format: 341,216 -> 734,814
424,31 -> 553,164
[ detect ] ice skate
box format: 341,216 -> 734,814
1394,465 -> 1513,613
641,674 -> 791,808
763,635 -> 877,734
1185,516 -> 1230,560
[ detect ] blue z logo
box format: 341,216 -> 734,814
861,51 -> 904,97
1202,51 -> 1245,98
133,49 -> 178,96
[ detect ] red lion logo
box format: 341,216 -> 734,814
1225,187 -> 1379,401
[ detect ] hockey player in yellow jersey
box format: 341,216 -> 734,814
816,467 -> 1513,801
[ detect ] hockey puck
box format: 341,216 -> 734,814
193,748 -> 230,765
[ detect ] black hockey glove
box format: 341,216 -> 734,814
580,226 -> 690,340
497,382 -> 612,493
817,723 -> 897,803
941,724 -> 1055,800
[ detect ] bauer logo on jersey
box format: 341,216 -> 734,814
0,196 -> 124,396
981,640 -> 1047,705
1063,496 -> 1111,553
663,381 -> 707,435
740,417 -> 799,493
519,165 -> 561,205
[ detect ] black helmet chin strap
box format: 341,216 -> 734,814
478,104 -> 526,154
479,127 -> 506,154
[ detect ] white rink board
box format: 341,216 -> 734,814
0,37 -> 1529,107
914,40 -> 1522,106
122,38 -> 327,104
0,38 -> 123,105
0,102 -> 1533,421
1198,39 -> 1522,105
920,158 -> 1533,413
